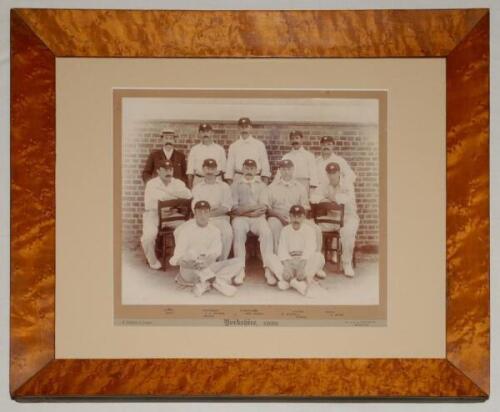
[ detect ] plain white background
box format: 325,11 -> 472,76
0,0 -> 498,411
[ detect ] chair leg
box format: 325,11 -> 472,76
323,236 -> 333,261
162,235 -> 168,271
337,238 -> 342,273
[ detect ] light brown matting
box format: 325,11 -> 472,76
114,89 -> 387,326
56,58 -> 445,359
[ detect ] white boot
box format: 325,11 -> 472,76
277,280 -> 290,290
233,269 -> 246,285
316,269 -> 327,279
213,279 -> 237,297
148,260 -> 162,270
343,262 -> 355,277
290,279 -> 308,295
193,281 -> 210,297
264,267 -> 277,286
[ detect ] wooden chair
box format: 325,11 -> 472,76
311,201 -> 345,272
155,198 -> 191,270
246,232 -> 260,259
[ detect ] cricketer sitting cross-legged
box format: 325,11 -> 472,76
169,200 -> 245,297
266,205 -> 326,296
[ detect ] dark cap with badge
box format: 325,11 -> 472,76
199,123 -> 213,132
289,130 -> 303,138
278,159 -> 294,168
325,162 -> 341,174
242,158 -> 257,168
157,159 -> 174,170
194,200 -> 211,210
289,204 -> 306,216
238,117 -> 252,127
202,158 -> 218,169
320,135 -> 334,144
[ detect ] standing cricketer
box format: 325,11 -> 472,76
186,123 -> 227,188
142,128 -> 187,184
315,135 -> 356,189
225,117 -> 271,185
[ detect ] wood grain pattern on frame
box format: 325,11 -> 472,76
10,8 -> 489,399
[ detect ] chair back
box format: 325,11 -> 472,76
158,198 -> 191,229
312,201 -> 345,230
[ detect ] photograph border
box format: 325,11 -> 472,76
10,8 -> 489,399
114,88 -> 387,325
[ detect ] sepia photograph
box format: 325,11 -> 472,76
115,89 -> 386,325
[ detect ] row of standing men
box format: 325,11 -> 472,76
142,117 -> 356,190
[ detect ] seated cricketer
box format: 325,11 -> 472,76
169,200 -> 245,297
231,158 -> 275,285
267,205 -> 326,296
262,158 -> 322,254
191,158 -> 233,260
141,159 -> 192,270
310,162 -> 359,277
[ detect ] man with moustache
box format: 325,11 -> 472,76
231,159 -> 275,285
187,123 -> 227,188
262,160 -> 315,247
274,130 -> 319,193
141,160 -> 192,270
315,135 -> 356,188
262,159 -> 326,285
142,128 -> 187,184
191,158 -> 233,261
266,205 -> 326,296
226,117 -> 271,185
311,162 -> 359,277
170,200 -> 245,297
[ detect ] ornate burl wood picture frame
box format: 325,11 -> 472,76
10,8 -> 489,400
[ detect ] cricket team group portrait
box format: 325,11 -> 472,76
119,93 -> 382,308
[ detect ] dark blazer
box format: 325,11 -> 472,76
142,148 -> 187,184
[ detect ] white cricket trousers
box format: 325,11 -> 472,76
232,216 -> 273,267
140,210 -> 184,267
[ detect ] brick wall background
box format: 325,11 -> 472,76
122,120 -> 379,252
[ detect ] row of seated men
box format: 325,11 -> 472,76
140,155 -> 360,298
